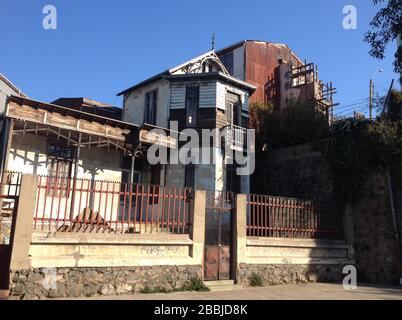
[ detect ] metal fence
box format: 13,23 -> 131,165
0,171 -> 22,245
247,194 -> 343,240
34,175 -> 193,234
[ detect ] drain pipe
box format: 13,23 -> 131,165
385,166 -> 402,286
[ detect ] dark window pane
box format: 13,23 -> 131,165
186,86 -> 199,127
145,90 -> 158,125
205,210 -> 219,245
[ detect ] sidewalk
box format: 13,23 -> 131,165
71,283 -> 402,300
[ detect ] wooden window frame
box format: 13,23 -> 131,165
47,142 -> 74,197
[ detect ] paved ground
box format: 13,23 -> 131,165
73,283 -> 402,300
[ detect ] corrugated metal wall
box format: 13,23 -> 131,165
245,41 -> 302,105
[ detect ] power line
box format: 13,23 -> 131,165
336,104 -> 370,116
335,104 -> 369,115
335,98 -> 369,110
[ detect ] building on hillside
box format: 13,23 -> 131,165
118,50 -> 256,194
0,95 -> 141,182
216,40 -> 337,118
0,96 -> 181,225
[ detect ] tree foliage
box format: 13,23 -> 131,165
316,92 -> 402,205
249,101 -> 329,149
364,0 -> 402,82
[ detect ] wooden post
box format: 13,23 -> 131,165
0,119 -> 14,210
69,133 -> 82,220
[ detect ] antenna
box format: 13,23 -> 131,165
211,33 -> 215,50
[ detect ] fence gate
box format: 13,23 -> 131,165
204,191 -> 234,281
0,172 -> 21,293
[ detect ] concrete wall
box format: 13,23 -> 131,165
28,232 -> 198,268
7,188 -> 206,299
237,236 -> 353,285
235,194 -> 353,287
244,238 -> 351,265
7,176 -> 351,299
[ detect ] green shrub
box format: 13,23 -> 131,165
140,286 -> 168,294
180,277 -> 210,292
140,277 -> 209,294
249,273 -> 264,287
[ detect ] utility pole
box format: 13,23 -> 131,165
369,79 -> 374,120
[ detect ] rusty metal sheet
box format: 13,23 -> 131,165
245,41 -> 302,105
218,246 -> 231,280
204,246 -> 219,280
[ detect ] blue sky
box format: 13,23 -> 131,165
0,0 -> 399,117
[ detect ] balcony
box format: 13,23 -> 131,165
225,125 -> 247,152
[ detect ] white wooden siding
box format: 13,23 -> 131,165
216,81 -> 249,112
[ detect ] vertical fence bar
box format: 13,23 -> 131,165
245,193 -> 342,241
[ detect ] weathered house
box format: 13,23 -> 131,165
0,95 -> 143,226
118,50 -> 256,193
217,40 -> 336,117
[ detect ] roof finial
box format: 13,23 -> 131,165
211,33 -> 215,50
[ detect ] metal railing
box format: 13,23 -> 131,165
226,125 -> 247,151
0,171 -> 22,245
247,194 -> 343,240
34,175 -> 193,234
0,171 -> 22,197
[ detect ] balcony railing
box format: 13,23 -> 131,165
225,125 -> 247,152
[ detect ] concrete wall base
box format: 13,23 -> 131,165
10,265 -> 202,300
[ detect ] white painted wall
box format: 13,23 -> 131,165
7,134 -> 124,223
123,79 -> 170,128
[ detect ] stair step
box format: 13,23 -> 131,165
204,280 -> 242,292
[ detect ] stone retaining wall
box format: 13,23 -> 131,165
237,263 -> 344,287
10,265 -> 201,300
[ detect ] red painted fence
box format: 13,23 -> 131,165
33,175 -> 193,234
247,194 -> 343,240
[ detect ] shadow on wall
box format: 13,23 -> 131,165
251,143 -> 335,203
351,169 -> 402,285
